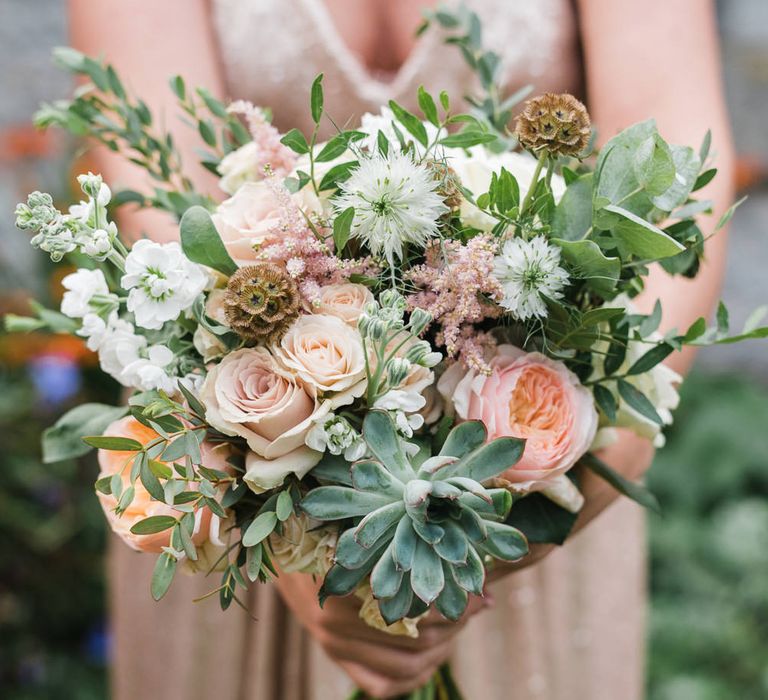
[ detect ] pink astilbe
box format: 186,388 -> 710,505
227,101 -> 297,177
253,176 -> 378,306
406,235 -> 503,373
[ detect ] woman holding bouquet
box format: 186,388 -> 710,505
68,0 -> 733,698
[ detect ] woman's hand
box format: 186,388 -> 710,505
273,570 -> 490,698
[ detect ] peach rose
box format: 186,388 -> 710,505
314,283 -> 374,325
211,181 -> 284,265
273,314 -> 367,407
200,347 -> 328,491
96,416 -> 227,553
439,345 -> 597,511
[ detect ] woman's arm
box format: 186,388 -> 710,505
567,0 -> 734,533
68,0 -> 225,241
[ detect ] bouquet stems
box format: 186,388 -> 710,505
347,664 -> 464,700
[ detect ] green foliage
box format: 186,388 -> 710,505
42,403 -> 128,463
179,205 -> 238,276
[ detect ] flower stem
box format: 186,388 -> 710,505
520,151 -> 548,218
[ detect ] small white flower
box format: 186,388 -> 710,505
334,152 -> 448,263
121,240 -> 208,330
121,344 -> 176,393
60,268 -> 112,318
493,235 -> 569,320
97,317 -> 146,385
77,172 -> 111,206
78,312 -> 109,351
394,410 -> 425,438
374,389 -> 427,414
96,316 -> 178,392
69,200 -> 94,225
306,415 -> 366,461
80,228 -> 112,260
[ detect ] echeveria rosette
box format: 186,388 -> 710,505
301,411 -> 529,624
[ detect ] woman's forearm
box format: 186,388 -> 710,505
68,0 -> 226,242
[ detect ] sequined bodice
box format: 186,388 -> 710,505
212,0 -> 581,137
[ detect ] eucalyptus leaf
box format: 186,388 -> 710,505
617,379 -> 664,425
551,173 -> 594,241
633,133 -> 675,196
242,511 -> 277,547
130,515 -> 177,535
552,238 -> 620,296
602,204 -> 685,260
179,205 -> 238,275
42,403 -> 128,463
150,553 -> 177,601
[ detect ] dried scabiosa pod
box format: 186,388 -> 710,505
515,93 -> 591,157
224,263 -> 300,343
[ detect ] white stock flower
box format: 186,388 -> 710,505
80,228 -> 112,260
96,317 -> 176,392
77,172 -> 111,206
493,235 -> 569,320
121,240 -> 207,330
334,151 -> 448,263
373,389 -> 427,413
68,200 -> 93,225
305,414 -> 367,461
394,410 -> 424,438
121,345 -> 177,393
60,268 -> 113,318
78,312 -> 109,351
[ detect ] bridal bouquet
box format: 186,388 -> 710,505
7,7 -> 766,699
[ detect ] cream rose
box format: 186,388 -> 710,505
446,147 -> 566,231
355,583 -> 424,638
96,417 -> 225,554
439,345 -> 597,511
314,283 -> 374,325
218,142 -> 262,196
200,347 -> 328,480
269,513 -> 336,574
273,314 -> 367,407
211,181 -> 285,265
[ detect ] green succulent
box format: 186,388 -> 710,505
301,410 -> 530,624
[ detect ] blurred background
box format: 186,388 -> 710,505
0,1 -> 766,698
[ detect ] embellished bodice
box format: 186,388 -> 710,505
212,0 -> 581,137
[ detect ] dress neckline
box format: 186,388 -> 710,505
299,0 -> 440,105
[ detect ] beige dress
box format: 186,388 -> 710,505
110,1 -> 647,698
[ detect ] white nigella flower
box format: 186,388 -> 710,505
306,415 -> 367,461
121,240 -> 208,330
493,235 -> 569,320
334,151 -> 448,263
60,268 -> 115,318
